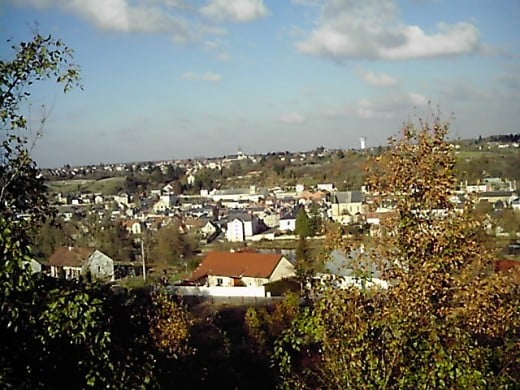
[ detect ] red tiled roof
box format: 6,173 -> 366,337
191,251 -> 284,280
48,246 -> 96,267
495,259 -> 520,273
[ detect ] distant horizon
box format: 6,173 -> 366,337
2,0 -> 519,168
37,131 -> 520,170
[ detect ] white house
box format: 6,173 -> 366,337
153,194 -> 178,213
210,186 -> 268,203
279,210 -> 297,232
226,214 -> 260,242
201,221 -> 219,237
317,183 -> 335,192
512,198 -> 520,212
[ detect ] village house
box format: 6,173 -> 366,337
226,213 -> 262,242
298,190 -> 327,205
200,220 -> 220,238
190,251 -> 296,287
48,246 -> 115,281
114,193 -> 130,206
317,183 -> 335,192
279,209 -> 298,232
512,198 -> 520,212
152,194 -> 178,213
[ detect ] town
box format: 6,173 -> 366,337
3,2 -> 520,386
34,136 -> 520,298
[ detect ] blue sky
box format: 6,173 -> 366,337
1,0 -> 519,168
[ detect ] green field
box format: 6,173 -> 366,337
47,176 -> 126,195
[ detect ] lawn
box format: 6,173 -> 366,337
47,176 -> 126,195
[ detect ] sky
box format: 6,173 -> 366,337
1,0 -> 519,168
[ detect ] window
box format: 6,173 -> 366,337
217,278 -> 223,286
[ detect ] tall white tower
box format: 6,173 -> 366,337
360,137 -> 367,150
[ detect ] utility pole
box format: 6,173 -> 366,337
141,238 -> 146,281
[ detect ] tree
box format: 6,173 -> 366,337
150,220 -> 193,266
308,201 -> 323,236
295,236 -> 312,279
496,207 -> 520,237
273,115 -> 520,388
31,216 -> 76,261
0,33 -> 191,388
0,32 -> 119,387
295,207 -> 311,238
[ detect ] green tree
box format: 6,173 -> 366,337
295,207 -> 311,238
308,201 -> 323,236
31,216 -> 76,261
0,33 -> 191,388
295,236 -> 312,279
497,207 -> 520,236
0,32 -> 118,387
98,220 -> 134,262
150,220 -> 193,266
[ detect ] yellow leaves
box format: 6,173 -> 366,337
148,292 -> 194,359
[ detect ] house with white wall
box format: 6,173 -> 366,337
279,209 -> 297,232
226,214 -> 260,242
48,246 -> 115,281
190,251 -> 296,288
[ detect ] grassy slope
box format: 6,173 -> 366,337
48,176 -> 126,195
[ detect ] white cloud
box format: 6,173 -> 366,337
408,92 -> 428,106
204,39 -> 232,61
201,0 -> 268,22
279,112 -> 306,124
379,23 -> 480,60
12,0 -> 214,42
356,99 -> 394,119
216,52 -> 231,61
353,91 -> 431,120
181,72 -> 222,82
291,0 -> 323,6
296,0 -> 480,60
361,71 -> 398,87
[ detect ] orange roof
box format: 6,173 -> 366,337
299,190 -> 327,201
48,246 -> 96,267
191,251 -> 284,280
495,259 -> 520,273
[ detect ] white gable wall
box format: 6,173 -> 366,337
226,219 -> 245,242
84,250 -> 115,281
279,219 -> 296,231
269,257 -> 296,282
241,276 -> 269,287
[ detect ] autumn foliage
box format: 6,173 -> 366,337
272,116 -> 520,389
